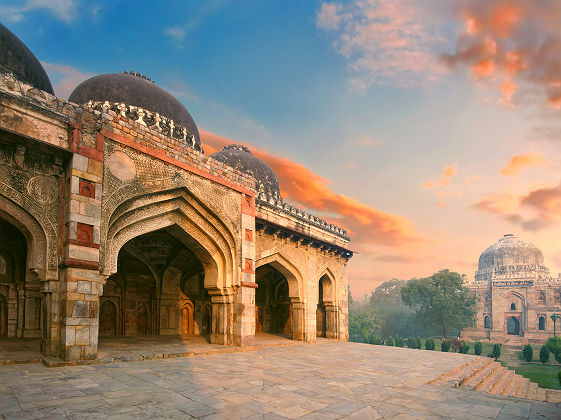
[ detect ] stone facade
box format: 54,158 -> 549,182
462,234 -> 561,345
0,62 -> 352,359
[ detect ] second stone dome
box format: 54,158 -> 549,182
475,234 -> 548,282
69,72 -> 200,147
211,144 -> 281,200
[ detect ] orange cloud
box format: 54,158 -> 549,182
473,183 -> 561,231
443,1 -> 561,109
200,130 -> 418,248
424,165 -> 457,188
500,152 -> 547,176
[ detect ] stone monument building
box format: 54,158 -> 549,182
462,234 -> 561,344
0,24 -> 352,361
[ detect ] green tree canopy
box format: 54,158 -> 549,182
400,269 -> 476,338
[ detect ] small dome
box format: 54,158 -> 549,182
0,23 -> 54,94
69,72 -> 200,147
211,145 -> 281,200
475,234 -> 548,282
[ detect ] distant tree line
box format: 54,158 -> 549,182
348,269 -> 476,342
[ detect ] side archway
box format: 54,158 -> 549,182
255,253 -> 305,340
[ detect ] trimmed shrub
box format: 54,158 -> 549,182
386,336 -> 394,346
522,344 -> 533,362
558,370 -> 561,387
492,343 -> 501,360
459,343 -> 470,354
441,340 -> 450,352
539,345 -> 550,364
407,337 -> 414,348
395,336 -> 404,347
546,337 -> 561,355
425,338 -> 435,350
556,351 -> 561,364
416,337 -> 422,349
474,342 -> 482,356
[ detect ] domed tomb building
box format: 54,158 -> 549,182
0,24 -> 352,361
462,234 -> 561,344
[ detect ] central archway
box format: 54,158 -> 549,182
255,265 -> 292,336
507,317 -> 520,335
99,229 -> 212,339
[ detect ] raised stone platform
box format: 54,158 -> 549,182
0,342 -> 559,419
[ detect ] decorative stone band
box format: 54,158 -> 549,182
86,101 -> 202,152
257,197 -> 349,240
256,219 -> 353,260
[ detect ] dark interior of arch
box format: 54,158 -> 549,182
0,217 -> 41,339
100,229 -> 210,338
255,265 -> 291,337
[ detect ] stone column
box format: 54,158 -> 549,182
59,266 -> 103,360
325,303 -> 338,339
291,299 -> 305,341
210,293 -> 233,345
234,204 -> 256,346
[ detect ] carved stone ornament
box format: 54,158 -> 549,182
26,176 -> 58,205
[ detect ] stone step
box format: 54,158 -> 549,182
489,368 -> 514,395
545,389 -> 561,404
463,359 -> 498,389
526,382 -> 538,400
513,376 -> 530,399
457,358 -> 495,387
474,364 -> 504,392
501,370 -> 521,397
535,387 -> 547,402
428,357 -> 483,385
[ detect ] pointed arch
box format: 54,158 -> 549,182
317,266 -> 337,305
255,252 -> 303,300
101,188 -> 238,292
0,194 -> 56,280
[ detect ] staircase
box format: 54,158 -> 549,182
429,357 -> 561,403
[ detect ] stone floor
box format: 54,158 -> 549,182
0,341 -> 559,419
0,334 -> 295,365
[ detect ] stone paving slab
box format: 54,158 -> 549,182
0,342 -> 559,419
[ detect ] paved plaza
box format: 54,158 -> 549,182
0,341 -> 560,419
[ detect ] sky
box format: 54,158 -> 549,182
2,0 -> 561,298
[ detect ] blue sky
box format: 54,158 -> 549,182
3,0 -> 561,296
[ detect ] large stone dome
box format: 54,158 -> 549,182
69,72 -> 200,146
211,144 -> 281,200
475,234 -> 549,282
0,23 -> 54,94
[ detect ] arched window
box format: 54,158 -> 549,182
538,291 -> 545,305
510,302 -> 516,311
484,315 -> 490,329
539,316 -> 545,331
555,291 -> 561,304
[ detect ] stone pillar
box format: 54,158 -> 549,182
210,293 -> 232,345
325,304 -> 338,339
235,202 -> 256,346
58,127 -> 104,360
40,278 -> 60,357
233,284 -> 256,346
59,266 -> 103,360
291,299 -> 305,341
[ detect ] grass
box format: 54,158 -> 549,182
506,363 -> 561,390
396,338 -> 561,390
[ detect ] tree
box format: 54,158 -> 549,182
348,310 -> 379,342
539,345 -> 550,364
400,269 -> 476,338
368,279 -> 413,338
523,344 -> 533,362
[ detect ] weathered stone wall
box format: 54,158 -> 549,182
255,226 -> 349,341
0,73 -> 352,361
